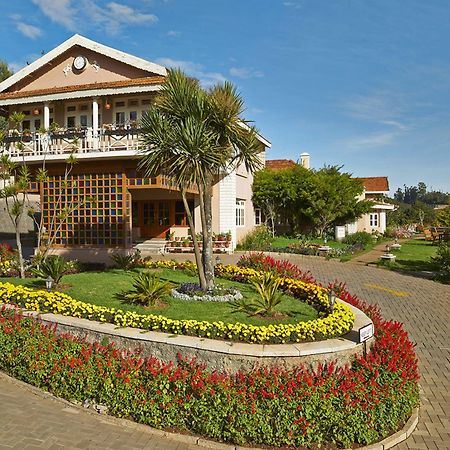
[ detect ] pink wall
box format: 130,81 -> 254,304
12,47 -> 154,93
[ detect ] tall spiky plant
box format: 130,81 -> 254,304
139,70 -> 263,289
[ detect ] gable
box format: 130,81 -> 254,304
9,47 -> 158,94
0,34 -> 166,96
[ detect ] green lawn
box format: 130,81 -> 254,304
381,238 -> 439,272
0,268 -> 318,326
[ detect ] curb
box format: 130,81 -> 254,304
0,371 -> 419,450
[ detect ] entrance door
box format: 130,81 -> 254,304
139,201 -> 171,238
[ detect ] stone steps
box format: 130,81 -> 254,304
133,239 -> 167,255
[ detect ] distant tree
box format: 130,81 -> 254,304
298,166 -> 373,236
394,182 -> 448,206
394,187 -> 404,203
252,165 -> 373,237
436,207 -> 450,227
0,60 -> 12,82
252,164 -> 312,235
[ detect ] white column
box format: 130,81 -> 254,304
380,211 -> 386,234
218,170 -> 237,250
92,98 -> 99,150
43,104 -> 50,130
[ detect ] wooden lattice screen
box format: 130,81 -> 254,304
42,172 -> 131,247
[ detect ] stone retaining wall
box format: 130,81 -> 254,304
4,301 -> 373,372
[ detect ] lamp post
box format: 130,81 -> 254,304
46,276 -> 54,292
328,290 -> 336,313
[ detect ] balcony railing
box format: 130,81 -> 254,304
128,175 -> 198,194
2,126 -> 143,158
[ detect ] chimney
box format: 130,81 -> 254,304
300,152 -> 310,169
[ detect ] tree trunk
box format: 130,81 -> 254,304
15,226 -> 25,279
200,176 -> 215,290
180,188 -> 207,288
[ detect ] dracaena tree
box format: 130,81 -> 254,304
140,69 -> 263,289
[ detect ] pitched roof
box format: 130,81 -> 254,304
357,176 -> 389,192
0,34 -> 167,94
265,159 -> 296,170
0,77 -> 165,100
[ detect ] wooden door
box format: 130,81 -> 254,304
139,201 -> 171,238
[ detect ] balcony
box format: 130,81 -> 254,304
128,175 -> 198,194
2,126 -> 143,162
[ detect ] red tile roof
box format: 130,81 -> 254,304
357,176 -> 389,192
265,159 -> 296,170
0,76 -> 166,99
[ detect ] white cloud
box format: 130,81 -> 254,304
156,57 -> 226,87
31,0 -> 75,30
341,92 -> 413,150
229,67 -> 264,79
166,30 -> 181,37
249,107 -> 264,115
345,131 -> 399,150
283,1 -> 304,9
30,0 -> 158,35
16,22 -> 43,39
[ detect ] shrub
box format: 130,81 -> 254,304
233,272 -> 283,316
237,252 -> 315,283
115,272 -> 172,306
237,226 -> 272,251
0,243 -> 17,276
432,243 -> 450,283
0,303 -> 419,449
342,231 -> 373,248
111,251 -> 139,270
31,255 -> 67,284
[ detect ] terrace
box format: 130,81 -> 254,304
2,125 -> 143,162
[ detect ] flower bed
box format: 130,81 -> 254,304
0,296 -> 419,448
171,283 -> 242,302
0,263 -> 354,344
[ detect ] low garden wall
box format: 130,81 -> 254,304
2,300 -> 372,372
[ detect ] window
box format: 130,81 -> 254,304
80,115 -> 88,127
67,106 -> 76,112
115,112 -> 125,125
115,101 -> 125,107
22,120 -> 30,131
254,208 -> 262,225
67,116 -> 76,128
369,213 -> 378,227
129,111 -> 138,122
236,199 -> 245,226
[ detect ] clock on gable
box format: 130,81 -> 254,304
73,55 -> 88,71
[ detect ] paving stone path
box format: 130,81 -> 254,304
0,252 -> 449,449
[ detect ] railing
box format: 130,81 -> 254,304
128,175 -> 198,194
2,127 -> 143,158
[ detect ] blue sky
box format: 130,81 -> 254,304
1,0 -> 449,193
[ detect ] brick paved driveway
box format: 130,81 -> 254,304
0,253 -> 448,449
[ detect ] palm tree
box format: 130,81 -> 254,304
139,69 -> 263,289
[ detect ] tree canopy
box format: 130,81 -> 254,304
0,60 -> 12,82
252,164 -> 373,236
